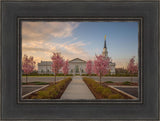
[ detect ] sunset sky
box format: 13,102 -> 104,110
22,21 -> 138,69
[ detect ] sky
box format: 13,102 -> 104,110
22,21 -> 138,69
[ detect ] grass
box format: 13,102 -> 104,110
122,81 -> 132,85
22,82 -> 49,85
22,74 -> 73,77
105,73 -> 138,77
81,73 -> 138,77
22,75 -> 64,77
105,81 -> 113,83
83,77 -> 127,99
24,77 -> 72,99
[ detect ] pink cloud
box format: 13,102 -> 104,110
22,22 -> 79,42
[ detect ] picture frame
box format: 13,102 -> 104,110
1,0 -> 159,120
18,17 -> 143,103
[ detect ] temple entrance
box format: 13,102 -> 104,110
75,65 -> 79,73
75,65 -> 82,75
68,58 -> 86,76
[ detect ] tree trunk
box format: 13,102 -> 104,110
26,74 -> 28,83
54,73 -> 56,84
100,76 -> 101,84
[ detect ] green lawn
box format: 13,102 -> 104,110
22,75 -> 66,77
105,81 -> 113,83
122,81 -> 132,85
22,81 -> 49,85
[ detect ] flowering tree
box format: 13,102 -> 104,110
85,60 -> 92,76
51,52 -> 64,83
127,57 -> 138,81
62,60 -> 69,78
93,55 -> 110,84
22,55 -> 36,83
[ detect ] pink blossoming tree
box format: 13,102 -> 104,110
62,60 -> 69,78
85,60 -> 93,76
127,57 -> 138,81
22,55 -> 36,83
93,55 -> 110,84
51,52 -> 64,83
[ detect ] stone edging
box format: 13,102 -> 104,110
111,85 -> 138,88
22,85 -> 49,98
108,85 -> 137,99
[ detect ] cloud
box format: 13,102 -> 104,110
22,21 -> 89,63
22,25 -> 90,66
22,40 -> 90,65
58,41 -> 87,55
22,21 -> 124,69
23,47 -> 49,52
22,22 -> 79,42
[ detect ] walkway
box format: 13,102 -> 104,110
60,76 -> 95,99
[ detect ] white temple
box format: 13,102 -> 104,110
38,35 -> 116,75
102,35 -> 116,75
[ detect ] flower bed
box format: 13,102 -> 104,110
24,77 -> 72,99
83,77 -> 131,99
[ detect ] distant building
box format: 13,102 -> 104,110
68,58 -> 86,75
38,35 -> 116,75
38,61 -> 53,74
38,58 -> 86,75
102,36 -> 116,75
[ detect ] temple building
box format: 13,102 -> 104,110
38,61 -> 53,74
38,35 -> 116,75
38,58 -> 86,75
102,35 -> 116,75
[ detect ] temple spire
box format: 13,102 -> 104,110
104,35 -> 106,48
102,34 -> 108,57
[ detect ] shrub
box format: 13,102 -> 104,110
96,86 -> 104,93
108,94 -> 123,99
91,74 -> 97,76
75,74 -> 80,76
37,91 -> 51,99
103,73 -> 138,77
102,88 -> 112,98
105,81 -> 113,83
66,74 -> 73,76
122,81 -> 131,85
56,73 -> 64,76
81,74 -> 88,76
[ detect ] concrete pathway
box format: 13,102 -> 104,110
60,76 -> 95,99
